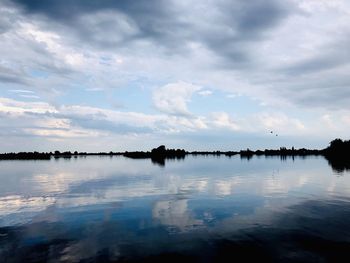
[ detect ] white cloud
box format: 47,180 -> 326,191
2,96 -> 348,151
198,90 -> 213,96
256,112 -> 306,134
19,22 -> 86,69
18,94 -> 40,99
0,97 -> 56,114
9,89 -> 34,94
153,199 -> 203,231
211,112 -> 240,131
152,81 -> 202,116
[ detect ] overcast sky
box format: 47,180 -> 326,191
1,0 -> 350,152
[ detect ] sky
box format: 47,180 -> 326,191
1,0 -> 350,152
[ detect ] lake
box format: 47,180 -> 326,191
1,155 -> 350,262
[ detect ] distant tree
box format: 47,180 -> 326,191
151,145 -> 166,154
329,138 -> 343,148
157,145 -> 166,151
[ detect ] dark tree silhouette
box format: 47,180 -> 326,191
1,139 -> 350,171
324,139 -> 350,172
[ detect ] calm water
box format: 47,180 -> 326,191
1,156 -> 350,262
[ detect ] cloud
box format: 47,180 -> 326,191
0,97 -> 311,140
8,89 -> 40,99
198,90 -> 213,96
3,0 -> 345,110
0,97 -> 56,114
2,0 -> 349,110
0,65 -> 28,85
1,0 -> 350,150
9,89 -> 34,93
153,199 -> 203,231
10,0 -> 295,66
0,97 -> 208,142
152,81 -> 201,116
10,0 -> 179,50
2,95 -> 349,151
210,112 -> 240,131
18,94 -> 40,99
255,112 -> 306,134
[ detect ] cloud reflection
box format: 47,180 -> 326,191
153,198 -> 203,232
0,156 -> 350,229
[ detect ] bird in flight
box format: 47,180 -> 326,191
269,131 -> 278,136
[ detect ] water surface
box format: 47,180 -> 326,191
1,156 -> 350,262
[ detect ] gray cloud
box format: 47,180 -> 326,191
282,36 -> 350,76
0,65 -> 29,85
10,0 -> 295,66
0,4 -> 17,34
281,79 -> 350,110
11,0 -> 171,22
11,0 -> 180,48
201,0 -> 292,65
